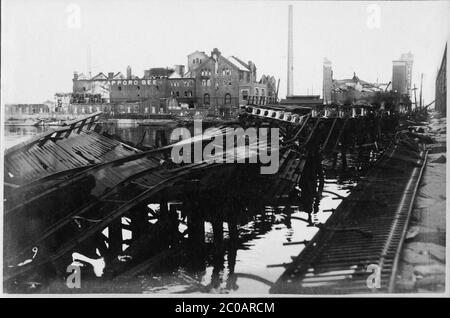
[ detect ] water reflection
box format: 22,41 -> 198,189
3,122 -> 177,150
98,122 -> 175,148
134,180 -> 352,295
4,126 -> 50,149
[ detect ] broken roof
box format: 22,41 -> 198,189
91,72 -> 108,80
148,67 -> 175,78
227,56 -> 251,72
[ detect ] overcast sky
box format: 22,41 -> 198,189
1,0 -> 449,105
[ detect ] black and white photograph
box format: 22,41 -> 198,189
1,0 -> 448,301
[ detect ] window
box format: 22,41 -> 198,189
222,68 -> 231,76
201,69 -> 210,77
204,93 -> 210,105
206,79 -> 211,87
246,73 -> 250,83
241,89 -> 249,100
262,88 -> 265,96
255,88 -> 259,96
176,91 -> 180,97
184,91 -> 188,97
224,93 -> 231,105
188,91 -> 193,97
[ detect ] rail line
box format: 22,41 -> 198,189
271,136 -> 428,294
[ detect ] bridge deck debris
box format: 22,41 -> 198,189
271,134 -> 427,294
3,104 -> 414,292
4,112 -> 139,186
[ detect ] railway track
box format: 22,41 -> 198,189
271,135 -> 428,294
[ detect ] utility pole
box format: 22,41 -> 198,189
287,5 -> 294,97
412,84 -> 418,109
276,78 -> 280,101
419,73 -> 423,109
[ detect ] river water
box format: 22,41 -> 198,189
4,122 -> 358,294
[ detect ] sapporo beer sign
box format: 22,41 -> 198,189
108,79 -> 158,86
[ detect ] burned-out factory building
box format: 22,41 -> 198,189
68,48 -> 277,117
321,57 -> 411,111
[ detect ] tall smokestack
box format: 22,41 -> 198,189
127,65 -> 132,79
287,4 -> 294,97
323,58 -> 333,104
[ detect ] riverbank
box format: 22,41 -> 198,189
4,113 -> 78,121
396,112 -> 446,293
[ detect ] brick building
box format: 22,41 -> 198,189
392,52 -> 414,97
73,67 -> 195,104
185,48 -> 276,116
54,92 -> 72,113
435,43 -> 447,115
71,48 -> 276,117
5,104 -> 51,116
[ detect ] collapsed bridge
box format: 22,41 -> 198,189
3,101 -> 415,292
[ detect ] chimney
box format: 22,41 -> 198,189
127,65 -> 132,79
251,62 -> 257,82
287,4 -> 294,97
323,58 -> 332,104
174,65 -> 185,77
211,48 -> 221,59
248,61 -> 254,82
